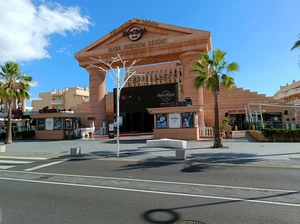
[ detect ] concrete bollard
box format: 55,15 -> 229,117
70,147 -> 81,156
175,149 -> 186,160
0,145 -> 6,153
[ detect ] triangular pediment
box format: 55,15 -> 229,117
75,18 -> 211,67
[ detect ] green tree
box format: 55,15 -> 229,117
0,61 -> 32,144
191,49 -> 239,148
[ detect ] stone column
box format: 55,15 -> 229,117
179,51 -> 205,129
86,65 -> 106,130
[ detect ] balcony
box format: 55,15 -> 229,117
274,88 -> 300,100
51,100 -> 63,105
51,90 -> 63,95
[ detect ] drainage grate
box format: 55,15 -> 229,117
34,175 -> 54,180
174,220 -> 205,224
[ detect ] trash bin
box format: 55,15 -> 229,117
108,131 -> 114,139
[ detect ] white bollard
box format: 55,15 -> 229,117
0,145 -> 6,153
70,147 -> 81,156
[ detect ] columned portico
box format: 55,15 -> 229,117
179,51 -> 205,128
86,65 -> 106,129
75,18 -> 211,132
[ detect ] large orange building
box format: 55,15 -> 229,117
74,18 -> 297,139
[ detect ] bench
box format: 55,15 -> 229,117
146,138 -> 187,160
146,138 -> 187,149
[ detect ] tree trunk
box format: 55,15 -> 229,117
212,91 -> 223,148
5,101 -> 13,144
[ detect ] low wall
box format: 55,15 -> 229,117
154,127 -> 199,140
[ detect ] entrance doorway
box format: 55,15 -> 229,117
229,114 -> 248,130
121,112 -> 153,133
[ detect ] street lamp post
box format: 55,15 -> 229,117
115,67 -> 144,157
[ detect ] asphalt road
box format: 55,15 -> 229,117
0,159 -> 299,224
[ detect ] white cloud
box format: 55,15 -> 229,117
56,46 -> 71,55
0,0 -> 91,63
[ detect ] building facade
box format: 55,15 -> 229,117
72,18 -> 298,136
32,87 -> 89,111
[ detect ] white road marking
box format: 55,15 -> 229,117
24,159 -> 69,171
0,156 -> 48,160
0,165 -> 15,169
0,176 -> 299,207
0,169 -> 297,194
0,160 -> 35,164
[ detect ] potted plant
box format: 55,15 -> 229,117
222,118 -> 232,139
220,125 -> 226,139
87,117 -> 96,138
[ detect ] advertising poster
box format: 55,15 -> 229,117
54,118 -> 62,130
168,113 -> 180,128
156,114 -> 167,128
45,118 -> 54,130
38,118 -> 45,130
182,112 -> 194,128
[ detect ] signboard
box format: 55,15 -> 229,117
228,109 -> 246,113
45,118 -> 54,130
114,83 -> 178,113
109,123 -> 114,132
168,113 -> 180,128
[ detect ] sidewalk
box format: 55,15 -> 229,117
1,134 -> 300,168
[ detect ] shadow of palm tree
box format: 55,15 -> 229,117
141,190 -> 299,223
187,152 -> 262,165
116,152 -> 262,172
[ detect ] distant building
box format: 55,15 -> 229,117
32,87 -> 90,111
274,80 -> 300,104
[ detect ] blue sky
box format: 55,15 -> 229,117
0,0 -> 299,107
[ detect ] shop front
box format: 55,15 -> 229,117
30,111 -> 81,140
147,105 -> 203,140
114,83 -> 178,133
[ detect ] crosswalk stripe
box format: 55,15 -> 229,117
0,160 -> 34,164
0,165 -> 15,169
0,156 -> 48,160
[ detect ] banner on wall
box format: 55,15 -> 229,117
169,113 -> 180,128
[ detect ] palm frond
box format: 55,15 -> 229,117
291,40 -> 300,50
221,74 -> 235,89
227,62 -> 240,72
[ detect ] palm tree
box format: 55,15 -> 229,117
291,37 -> 300,50
0,61 -> 32,144
191,49 -> 239,148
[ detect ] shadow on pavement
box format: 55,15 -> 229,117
141,190 -> 299,224
115,152 -> 262,173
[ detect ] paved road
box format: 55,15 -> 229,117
0,158 -> 299,223
1,134 -> 300,168
1,134 -> 300,223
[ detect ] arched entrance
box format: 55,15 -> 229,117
74,18 -> 212,130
